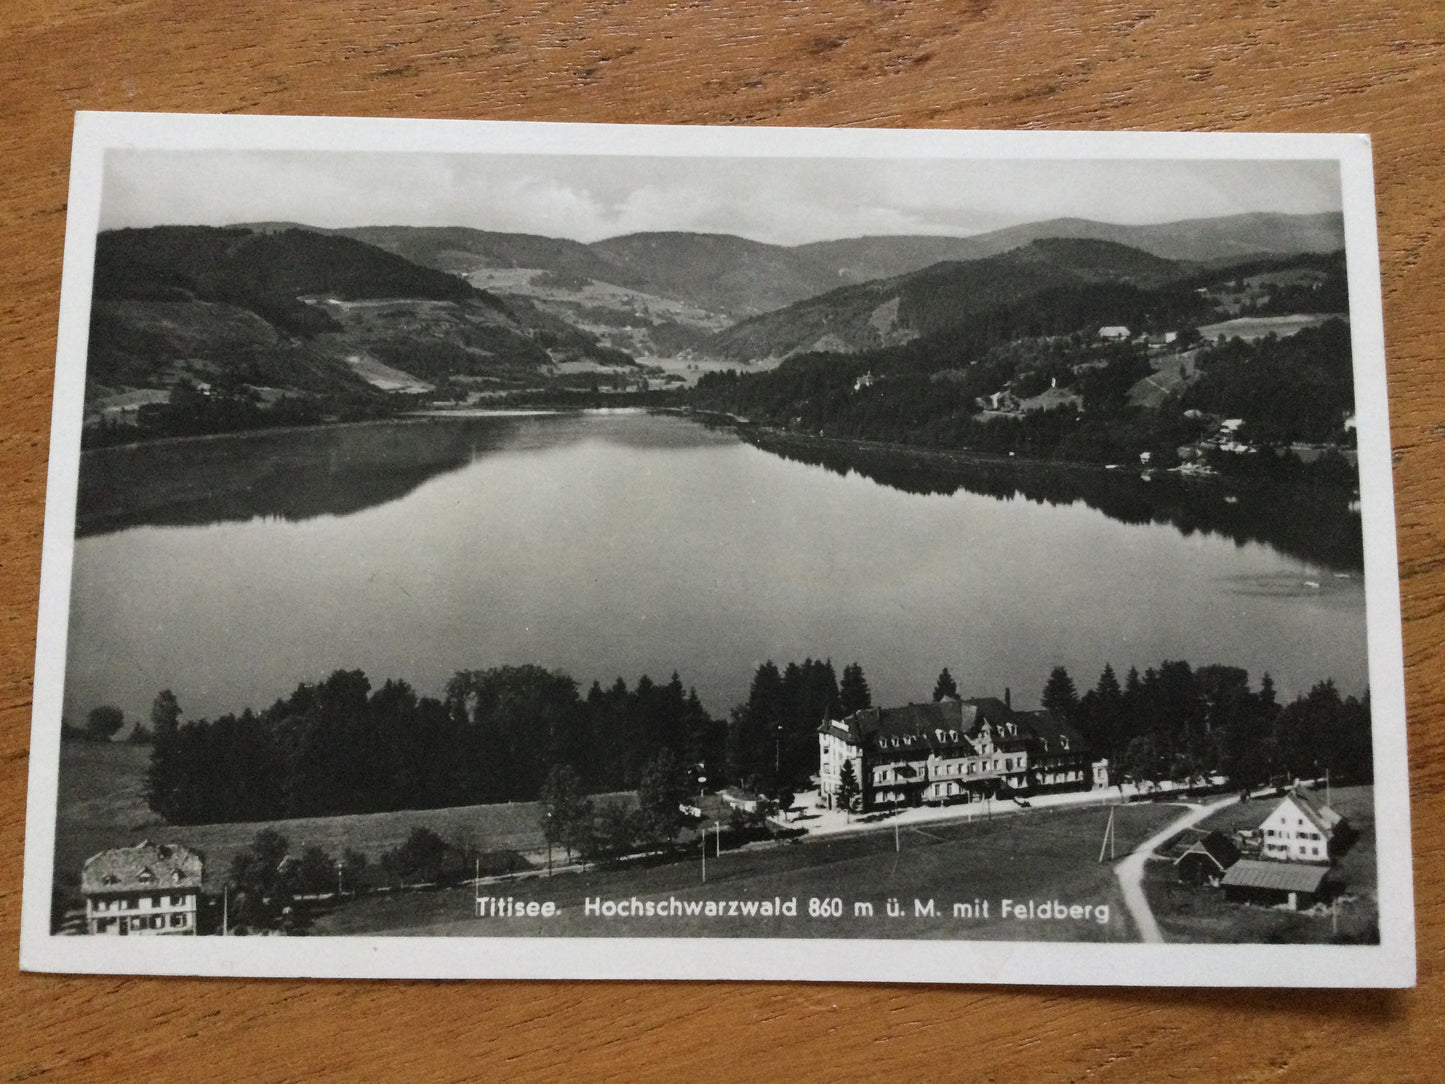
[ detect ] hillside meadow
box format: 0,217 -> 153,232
51,740 -> 637,894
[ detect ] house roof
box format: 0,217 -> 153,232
81,840 -> 204,895
1018,709 -> 1085,753
822,697 -> 1070,757
1222,858 -> 1330,893
1174,830 -> 1241,871
1266,789 -> 1345,837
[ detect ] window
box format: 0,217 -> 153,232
171,894 -> 187,906
170,914 -> 187,927
151,895 -> 162,908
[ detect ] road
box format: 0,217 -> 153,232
1114,796 -> 1238,942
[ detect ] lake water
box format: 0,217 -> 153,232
65,411 -> 1368,726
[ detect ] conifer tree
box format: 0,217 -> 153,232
837,759 -> 861,819
840,663 -> 872,715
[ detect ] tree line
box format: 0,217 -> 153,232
143,666 -> 722,826
136,651 -> 1368,830
1039,660 -> 1372,791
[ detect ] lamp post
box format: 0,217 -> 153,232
697,774 -> 708,883
545,810 -> 554,878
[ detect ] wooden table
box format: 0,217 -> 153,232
3,3 -> 1443,1078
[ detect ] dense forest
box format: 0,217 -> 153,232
133,650 -> 1369,829
142,666 -> 719,825
1038,661 -> 1371,791
691,317 -> 1356,477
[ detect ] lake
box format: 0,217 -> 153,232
64,410 -> 1368,726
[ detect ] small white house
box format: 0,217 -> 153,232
1258,789 -> 1344,863
1097,325 -> 1131,341
82,841 -> 203,935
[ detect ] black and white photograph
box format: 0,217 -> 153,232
20,114 -> 1413,986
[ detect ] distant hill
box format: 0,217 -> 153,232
703,238 -> 1193,362
87,226 -> 629,425
798,212 -> 1344,280
331,226 -> 654,289
587,231 -> 846,317
295,212 -> 1341,322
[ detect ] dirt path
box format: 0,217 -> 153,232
1114,797 -> 1237,942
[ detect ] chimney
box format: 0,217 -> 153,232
1004,687 -> 1011,709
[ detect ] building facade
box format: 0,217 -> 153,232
818,696 -> 1103,813
81,840 -> 204,935
1258,789 -> 1345,863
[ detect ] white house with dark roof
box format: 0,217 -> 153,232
818,695 -> 1103,812
81,840 -> 203,935
1257,789 -> 1346,863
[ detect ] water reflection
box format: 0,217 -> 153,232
66,411 -> 1367,727
739,429 -> 1364,573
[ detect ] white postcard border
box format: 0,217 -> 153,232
19,113 -> 1414,987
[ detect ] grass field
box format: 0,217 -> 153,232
309,802 -> 1181,941
51,742 -> 633,896
1141,785 -> 1378,944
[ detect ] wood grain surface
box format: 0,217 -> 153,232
3,2 -> 1443,1079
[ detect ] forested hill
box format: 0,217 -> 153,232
690,249 -> 1355,487
85,226 -> 633,444
276,212 -> 1344,322
794,211 -> 1346,281
702,238 -> 1195,362
330,225 -> 654,289
95,226 -> 492,333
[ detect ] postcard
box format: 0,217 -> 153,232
20,112 -> 1413,986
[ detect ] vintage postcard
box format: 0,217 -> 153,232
20,113 -> 1413,986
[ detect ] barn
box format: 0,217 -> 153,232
1221,858 -> 1331,911
1174,830 -> 1241,886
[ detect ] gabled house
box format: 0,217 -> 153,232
81,840 -> 203,935
1258,788 -> 1346,863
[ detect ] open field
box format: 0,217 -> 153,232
1142,785 -> 1377,944
1196,313 -> 1344,343
51,742 -> 633,894
309,801 -> 1181,940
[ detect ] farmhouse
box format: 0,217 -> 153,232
818,695 -> 1104,812
81,840 -> 203,935
1097,325 -> 1131,341
1258,788 -> 1347,863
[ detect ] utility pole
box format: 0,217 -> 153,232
222,885 -> 228,937
701,829 -> 707,883
1098,806 -> 1117,863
